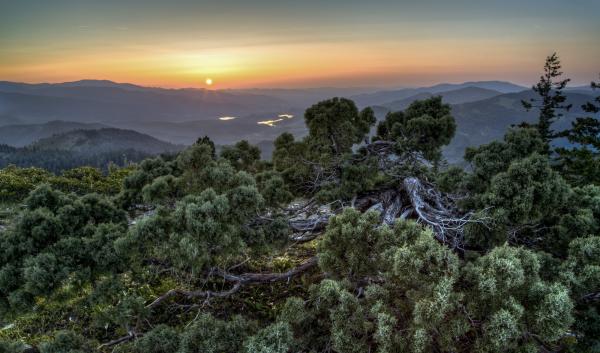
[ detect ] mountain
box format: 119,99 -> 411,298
227,87 -> 378,110
426,81 -> 526,94
351,81 -> 525,107
107,89 -> 595,164
110,108 -> 308,146
0,80 -> 529,128
443,90 -> 595,162
0,120 -> 109,147
383,86 -> 503,111
0,79 -> 146,92
0,80 -> 289,125
1,79 -> 593,166
29,128 -> 183,155
0,127 -> 183,172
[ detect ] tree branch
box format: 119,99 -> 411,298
146,257 -> 318,310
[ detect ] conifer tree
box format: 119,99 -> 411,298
522,52 -> 572,151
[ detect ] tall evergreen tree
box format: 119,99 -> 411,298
522,52 -> 572,151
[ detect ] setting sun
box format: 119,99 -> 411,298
205,78 -> 213,86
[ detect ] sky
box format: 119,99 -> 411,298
0,0 -> 598,89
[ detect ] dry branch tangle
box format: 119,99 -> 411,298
146,257 -> 319,310
287,176 -> 482,250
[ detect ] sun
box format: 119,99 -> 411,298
205,78 -> 213,86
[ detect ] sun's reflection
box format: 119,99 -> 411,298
257,113 -> 294,127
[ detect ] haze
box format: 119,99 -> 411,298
1,0 -> 599,89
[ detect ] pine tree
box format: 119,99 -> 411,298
522,52 -> 572,151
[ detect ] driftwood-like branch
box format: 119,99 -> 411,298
217,257 -> 318,283
403,177 -> 471,249
100,258 -> 318,348
97,332 -> 137,349
289,215 -> 331,232
146,282 -> 243,310
146,257 -> 318,310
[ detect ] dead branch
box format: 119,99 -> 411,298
97,331 -> 137,349
146,282 -> 243,310
403,177 -> 488,249
216,257 -> 318,283
146,257 -> 318,310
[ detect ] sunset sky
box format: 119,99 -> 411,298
1,0 -> 598,89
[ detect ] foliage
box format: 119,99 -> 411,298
0,147 -> 153,174
484,153 -> 570,225
272,98 -> 376,197
178,314 -> 252,353
376,96 -> 456,163
0,185 -> 126,314
0,164 -> 133,202
2,71 -> 600,353
521,52 -> 572,150
39,331 -> 93,353
133,324 -> 179,353
555,79 -> 600,186
463,127 -> 545,196
318,208 -> 388,281
221,140 -> 262,173
304,97 -> 375,156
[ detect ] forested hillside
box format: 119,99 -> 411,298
0,121 -> 108,147
0,55 -> 599,353
0,128 -> 183,173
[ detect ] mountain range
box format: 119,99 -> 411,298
0,127 -> 183,172
0,120 -> 108,147
0,79 -> 596,164
29,128 -> 182,155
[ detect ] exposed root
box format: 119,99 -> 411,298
276,176 -> 487,251
403,177 -> 473,249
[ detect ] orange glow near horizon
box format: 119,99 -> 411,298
1,38 -> 597,89
1,1 -> 598,90
0,40 -> 545,88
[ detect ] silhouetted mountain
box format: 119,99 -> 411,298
426,81 -> 526,94
351,81 -> 525,107
444,90 -> 595,162
0,79 -> 145,92
228,87 -> 377,109
1,79 -> 594,165
383,87 -> 502,111
110,108 -> 307,146
29,128 -> 183,154
0,120 -> 108,147
0,80 -> 289,125
0,127 -> 181,172
102,88 -> 596,164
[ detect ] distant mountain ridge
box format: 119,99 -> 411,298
0,120 -> 109,147
0,79 -> 595,165
443,90 -> 595,162
350,81 -> 526,107
0,80 -> 289,125
29,128 -> 183,154
0,127 -> 182,172
382,86 -> 503,111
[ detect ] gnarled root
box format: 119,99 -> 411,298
280,176 -> 487,251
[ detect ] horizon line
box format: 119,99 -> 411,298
1,77 -> 597,91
